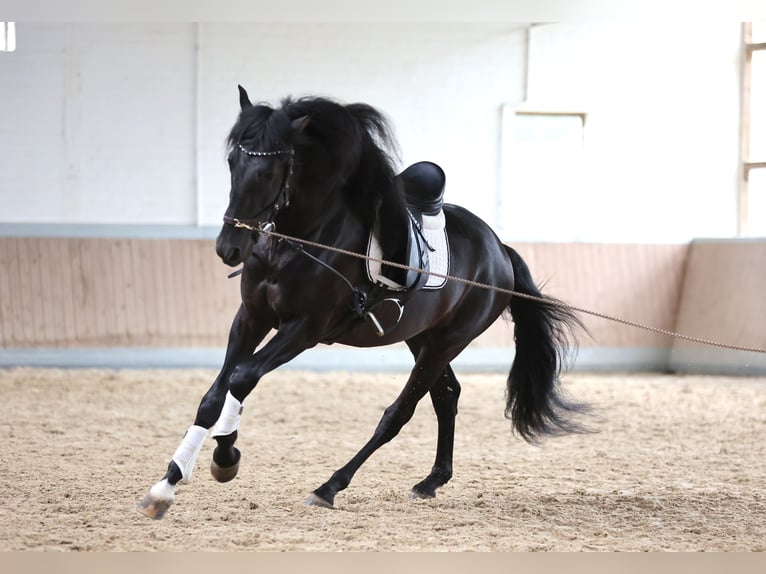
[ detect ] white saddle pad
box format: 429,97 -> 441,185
367,211 -> 449,290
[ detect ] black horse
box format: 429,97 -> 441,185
137,86 -> 588,519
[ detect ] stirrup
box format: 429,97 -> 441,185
364,298 -> 404,336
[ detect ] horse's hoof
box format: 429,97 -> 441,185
210,459 -> 240,483
136,495 -> 173,519
410,487 -> 436,500
305,493 -> 334,509
210,447 -> 240,482
136,478 -> 175,519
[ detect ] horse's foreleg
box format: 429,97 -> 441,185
136,425 -> 208,520
178,321 -> 313,494
208,390 -> 245,483
410,365 -> 461,499
137,305 -> 267,519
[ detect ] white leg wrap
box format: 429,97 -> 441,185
211,391 -> 244,437
171,425 -> 208,483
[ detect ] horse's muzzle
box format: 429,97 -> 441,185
215,227 -> 252,267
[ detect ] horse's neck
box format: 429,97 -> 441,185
276,186 -> 365,247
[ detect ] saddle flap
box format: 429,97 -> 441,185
367,210 -> 449,291
367,160 -> 448,292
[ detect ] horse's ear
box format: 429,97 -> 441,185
291,115 -> 310,133
238,85 -> 252,110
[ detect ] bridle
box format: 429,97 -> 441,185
222,144 -> 295,232
219,142 -> 405,337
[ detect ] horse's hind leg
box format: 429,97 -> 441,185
137,305 -> 268,519
307,345 -> 465,508
411,364 -> 461,499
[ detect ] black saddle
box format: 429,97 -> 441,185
396,161 -> 446,217
375,161 -> 446,292
356,161 -> 447,336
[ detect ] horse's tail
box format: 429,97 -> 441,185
504,245 -> 591,443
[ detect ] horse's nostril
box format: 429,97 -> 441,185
216,243 -> 241,266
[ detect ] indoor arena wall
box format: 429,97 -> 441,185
3,235 -> 762,374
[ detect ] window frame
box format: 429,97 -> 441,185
740,22 -> 766,235
513,110 -> 587,146
0,22 -> 15,52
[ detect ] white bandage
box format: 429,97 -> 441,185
211,391 -> 244,437
172,425 -> 208,483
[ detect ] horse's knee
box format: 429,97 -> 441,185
196,394 -> 226,428
228,365 -> 258,402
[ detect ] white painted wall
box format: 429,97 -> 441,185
0,22 -> 745,242
196,23 -> 527,227
500,22 -> 744,242
0,23 -> 197,224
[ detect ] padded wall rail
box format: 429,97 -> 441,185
0,237 -> 239,348
1,237 -> 689,354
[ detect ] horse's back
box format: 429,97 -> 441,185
442,203 -> 514,276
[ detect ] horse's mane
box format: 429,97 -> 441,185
226,96 -> 406,230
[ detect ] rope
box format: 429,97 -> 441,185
255,227 -> 766,355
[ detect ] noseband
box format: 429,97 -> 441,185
222,144 -> 295,231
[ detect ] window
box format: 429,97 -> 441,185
1,22 -> 15,52
500,109 -> 587,240
513,112 -> 586,151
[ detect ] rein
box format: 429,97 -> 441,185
232,225 -> 766,355
221,144 -> 764,355
224,216 -> 402,337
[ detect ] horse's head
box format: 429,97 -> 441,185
217,87 -> 403,267
216,86 -> 309,267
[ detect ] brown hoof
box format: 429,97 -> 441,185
305,493 -> 334,509
210,459 -> 239,483
136,479 -> 175,520
136,494 -> 173,520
